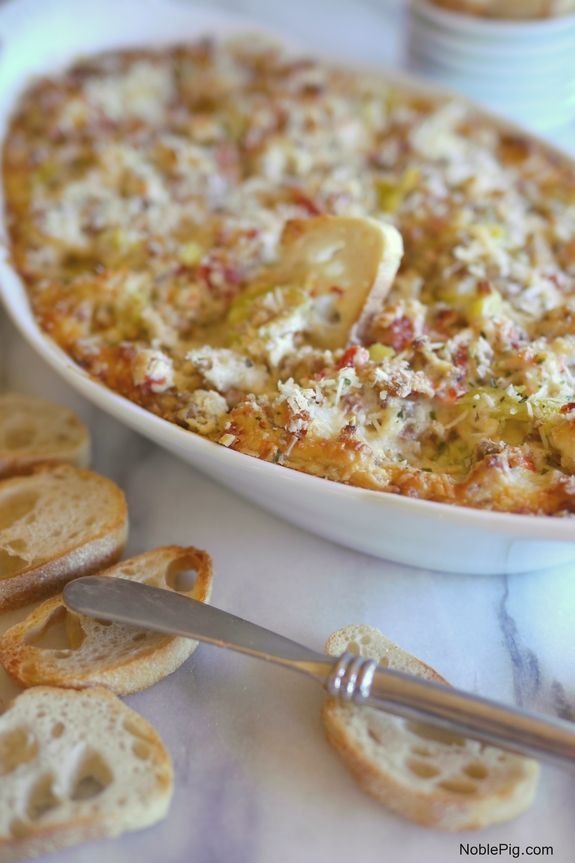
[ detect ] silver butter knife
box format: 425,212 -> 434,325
63,576 -> 575,768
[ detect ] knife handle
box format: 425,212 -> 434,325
323,652 -> 575,768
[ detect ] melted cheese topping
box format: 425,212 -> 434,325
5,38 -> 575,515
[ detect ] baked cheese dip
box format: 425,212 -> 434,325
5,39 -> 575,515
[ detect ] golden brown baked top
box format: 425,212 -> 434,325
5,37 -> 575,515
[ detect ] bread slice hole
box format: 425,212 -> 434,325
71,751 -> 113,801
18,661 -> 37,679
5,538 -> 28,553
438,778 -> 479,795
0,727 -> 38,775
51,723 -> 65,739
405,721 -> 466,748
24,606 -> 85,651
406,757 -> 441,779
367,722 -> 384,745
166,565 -> 198,594
410,745 -> 432,758
27,774 -> 60,820
4,426 -> 36,450
0,549 -> 28,578
0,491 -> 39,529
66,613 -> 87,649
132,741 -> 152,760
9,818 -> 31,839
463,762 -> 489,780
123,718 -> 157,747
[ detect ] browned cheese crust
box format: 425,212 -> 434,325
5,39 -> 575,515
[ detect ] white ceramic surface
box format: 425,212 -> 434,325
2,0 -> 575,575
409,16 -> 575,66
413,0 -> 575,37
409,0 -> 575,129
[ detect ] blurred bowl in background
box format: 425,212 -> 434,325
409,0 -> 575,131
430,0 -> 575,20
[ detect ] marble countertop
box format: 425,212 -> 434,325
1,1 -> 575,861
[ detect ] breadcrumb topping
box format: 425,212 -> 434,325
5,37 -> 575,515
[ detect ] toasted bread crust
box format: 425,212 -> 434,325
322,625 -> 539,831
1,819 -> 125,863
0,465 -> 128,611
0,530 -> 127,611
0,546 -> 213,695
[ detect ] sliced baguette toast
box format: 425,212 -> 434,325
0,393 -> 90,478
0,464 -> 127,610
0,686 -> 172,863
0,546 -> 212,695
322,625 -> 540,831
277,215 -> 404,349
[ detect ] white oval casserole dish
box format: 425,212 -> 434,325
1,0 -> 575,575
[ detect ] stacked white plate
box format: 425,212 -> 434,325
408,0 -> 575,131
